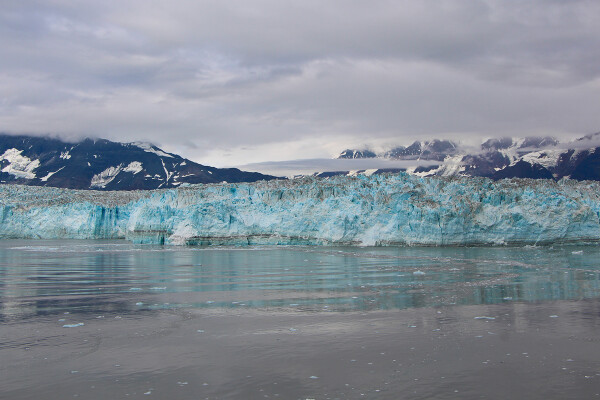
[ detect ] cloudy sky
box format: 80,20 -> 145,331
1,0 -> 599,168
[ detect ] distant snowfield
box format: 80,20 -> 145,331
238,158 -> 439,177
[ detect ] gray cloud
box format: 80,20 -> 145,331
0,0 -> 599,166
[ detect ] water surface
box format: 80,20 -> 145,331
1,240 -> 599,399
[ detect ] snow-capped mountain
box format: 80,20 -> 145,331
0,134 -> 278,190
338,140 -> 460,161
335,135 -> 600,181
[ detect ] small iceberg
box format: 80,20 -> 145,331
63,322 -> 85,328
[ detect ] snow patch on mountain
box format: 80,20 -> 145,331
41,167 -> 65,182
518,150 -> 563,169
133,142 -> 174,158
90,165 -> 124,188
123,161 -> 143,174
0,148 -> 40,179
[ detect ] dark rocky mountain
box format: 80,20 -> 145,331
313,168 -> 405,178
334,135 -> 600,181
338,140 -> 459,161
0,134 -> 279,190
491,160 -> 554,180
384,140 -> 459,161
338,149 -> 377,159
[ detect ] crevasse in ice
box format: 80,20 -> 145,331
1,173 -> 599,246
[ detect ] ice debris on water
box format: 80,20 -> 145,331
309,376 -> 319,379
1,174 -> 600,246
571,250 -> 583,255
413,270 -> 426,275
474,316 -> 496,320
63,323 -> 84,328
196,329 -> 204,333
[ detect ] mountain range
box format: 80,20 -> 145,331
2,132 -> 599,191
0,134 -> 278,190
334,134 -> 600,181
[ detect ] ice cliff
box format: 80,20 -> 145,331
0,173 -> 599,246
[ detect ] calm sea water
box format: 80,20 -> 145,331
1,240 -> 600,399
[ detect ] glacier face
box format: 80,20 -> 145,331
0,173 -> 599,246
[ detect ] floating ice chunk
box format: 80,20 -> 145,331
149,287 -> 167,290
413,270 -> 426,276
63,323 -> 84,328
549,315 -> 559,318
136,302 -> 143,306
474,316 -> 495,320
197,330 -> 205,333
571,250 -> 583,255
309,376 -> 319,379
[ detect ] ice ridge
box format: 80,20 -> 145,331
0,173 -> 599,246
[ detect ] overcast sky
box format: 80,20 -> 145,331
1,0 -> 599,167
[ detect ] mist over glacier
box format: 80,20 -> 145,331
1,173 -> 599,246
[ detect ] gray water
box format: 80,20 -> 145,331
1,240 -> 600,399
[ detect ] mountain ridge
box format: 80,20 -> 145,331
333,134 -> 600,181
0,134 -> 279,190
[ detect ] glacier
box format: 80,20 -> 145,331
0,173 -> 599,246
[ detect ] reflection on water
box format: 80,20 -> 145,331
0,240 -> 599,320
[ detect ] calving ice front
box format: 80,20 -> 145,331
0,173 -> 599,246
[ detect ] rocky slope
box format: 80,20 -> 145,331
0,134 -> 278,190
